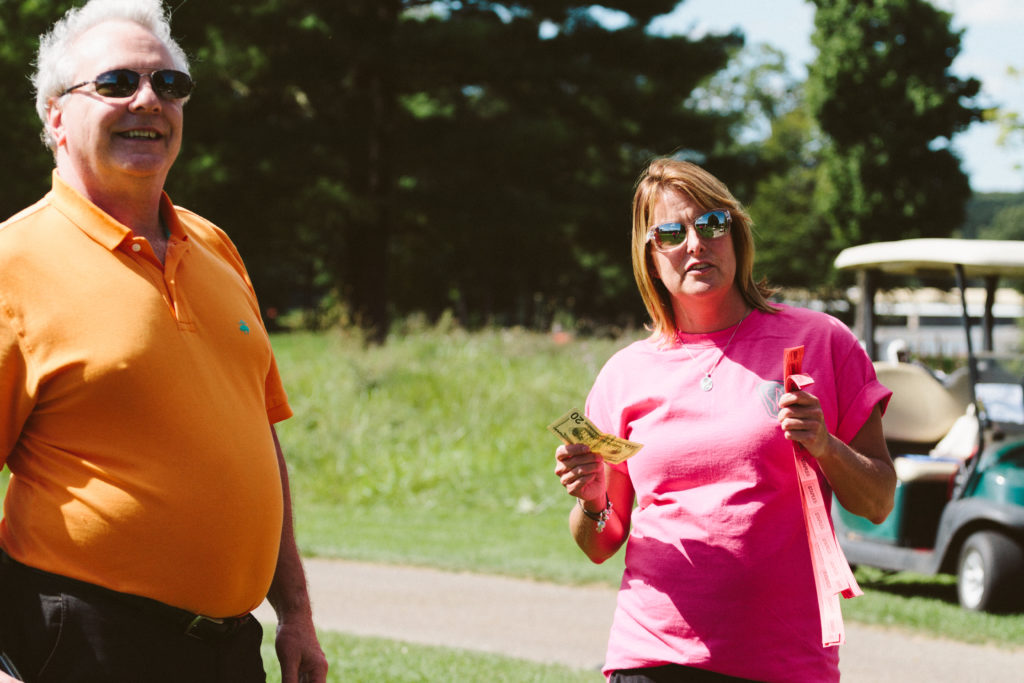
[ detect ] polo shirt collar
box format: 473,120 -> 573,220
48,170 -> 185,252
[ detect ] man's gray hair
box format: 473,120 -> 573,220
33,0 -> 190,151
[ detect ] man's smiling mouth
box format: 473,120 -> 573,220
121,130 -> 160,139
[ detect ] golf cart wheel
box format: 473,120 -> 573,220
957,530 -> 1024,612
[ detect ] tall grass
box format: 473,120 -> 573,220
274,325 -> 628,512
273,324 -> 632,584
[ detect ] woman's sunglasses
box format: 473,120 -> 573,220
61,68 -> 194,101
646,209 -> 732,251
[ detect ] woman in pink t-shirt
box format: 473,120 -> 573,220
554,158 -> 896,683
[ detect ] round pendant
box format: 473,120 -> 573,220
700,375 -> 713,392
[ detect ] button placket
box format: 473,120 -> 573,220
163,239 -> 192,328
125,236 -> 177,320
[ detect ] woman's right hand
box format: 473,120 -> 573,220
554,442 -> 606,504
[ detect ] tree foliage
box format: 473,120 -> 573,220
806,0 -> 982,259
0,1 -> 77,219
747,100 -> 831,289
167,0 -> 744,338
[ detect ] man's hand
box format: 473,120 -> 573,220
275,614 -> 328,683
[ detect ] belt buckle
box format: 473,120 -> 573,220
185,614 -> 226,640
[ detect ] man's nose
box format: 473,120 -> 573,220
128,75 -> 162,110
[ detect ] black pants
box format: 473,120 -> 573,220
0,553 -> 266,682
611,664 -> 763,683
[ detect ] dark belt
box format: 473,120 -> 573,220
0,550 -> 251,641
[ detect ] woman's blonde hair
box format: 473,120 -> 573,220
631,157 -> 778,342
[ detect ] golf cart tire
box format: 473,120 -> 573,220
956,530 -> 1024,613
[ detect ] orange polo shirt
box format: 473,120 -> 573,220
0,172 -> 289,617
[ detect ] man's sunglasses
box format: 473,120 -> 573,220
61,68 -> 194,100
646,209 -> 732,251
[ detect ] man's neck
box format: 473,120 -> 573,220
55,165 -> 167,243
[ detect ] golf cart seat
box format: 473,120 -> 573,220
874,361 -> 965,452
944,367 -> 973,409
875,362 -> 966,485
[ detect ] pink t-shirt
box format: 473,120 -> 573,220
587,305 -> 891,682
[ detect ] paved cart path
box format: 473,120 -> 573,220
255,558 -> 1024,682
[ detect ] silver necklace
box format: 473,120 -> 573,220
676,310 -> 751,392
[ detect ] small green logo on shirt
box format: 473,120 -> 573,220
239,320 -> 250,335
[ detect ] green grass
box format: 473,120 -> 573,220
260,629 -> 602,683
272,326 -> 627,514
297,502 -> 624,585
273,325 -> 629,588
844,567 -> 1024,646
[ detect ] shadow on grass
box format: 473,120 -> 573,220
855,568 -> 960,605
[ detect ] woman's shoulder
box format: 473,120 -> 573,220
762,302 -> 856,336
759,303 -> 867,371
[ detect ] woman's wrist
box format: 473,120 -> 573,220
579,493 -> 608,514
578,493 -> 612,532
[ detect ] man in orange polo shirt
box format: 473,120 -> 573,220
0,1 -> 328,681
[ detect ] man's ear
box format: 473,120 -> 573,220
47,100 -> 67,148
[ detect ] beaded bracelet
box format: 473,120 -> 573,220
578,493 -> 613,533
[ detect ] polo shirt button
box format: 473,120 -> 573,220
131,243 -> 142,252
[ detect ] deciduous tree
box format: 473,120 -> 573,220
806,0 -> 982,256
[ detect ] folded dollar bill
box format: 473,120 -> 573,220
546,409 -> 643,464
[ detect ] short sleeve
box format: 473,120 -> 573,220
264,350 -> 292,424
831,326 -> 892,444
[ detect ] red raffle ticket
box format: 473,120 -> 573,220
784,346 -> 862,647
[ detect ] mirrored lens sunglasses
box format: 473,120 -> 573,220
61,68 -> 194,100
646,209 -> 732,251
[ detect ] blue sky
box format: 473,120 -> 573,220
645,0 -> 1024,194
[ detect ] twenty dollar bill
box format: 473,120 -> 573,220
547,409 -> 643,464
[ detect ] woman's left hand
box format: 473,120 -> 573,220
778,390 -> 832,459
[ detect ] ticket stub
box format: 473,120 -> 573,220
547,409 -> 643,464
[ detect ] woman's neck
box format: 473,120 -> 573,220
672,289 -> 749,334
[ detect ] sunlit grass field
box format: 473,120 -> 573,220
260,628 -> 600,683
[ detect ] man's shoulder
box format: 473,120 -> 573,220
171,204 -> 221,236
171,204 -> 239,246
169,204 -> 249,275
0,196 -> 60,263
0,196 -> 54,238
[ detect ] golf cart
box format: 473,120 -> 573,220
832,238 -> 1024,612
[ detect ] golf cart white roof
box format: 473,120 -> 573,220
835,238 -> 1024,278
